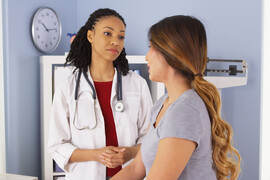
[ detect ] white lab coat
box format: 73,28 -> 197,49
47,68 -> 153,180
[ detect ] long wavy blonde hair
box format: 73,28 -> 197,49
149,15 -> 241,179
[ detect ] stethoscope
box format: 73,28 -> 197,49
73,68 -> 124,130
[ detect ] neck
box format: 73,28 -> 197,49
90,59 -> 115,82
163,73 -> 191,105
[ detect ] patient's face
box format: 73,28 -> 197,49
145,44 -> 171,82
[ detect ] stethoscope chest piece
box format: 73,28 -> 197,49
115,101 -> 124,112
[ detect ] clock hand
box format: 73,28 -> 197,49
42,23 -> 49,32
48,28 -> 57,31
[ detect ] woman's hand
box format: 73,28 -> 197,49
97,146 -> 126,168
98,145 -> 140,168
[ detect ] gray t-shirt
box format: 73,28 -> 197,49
141,89 -> 217,180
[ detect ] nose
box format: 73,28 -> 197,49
145,57 -> 149,62
145,51 -> 150,62
111,37 -> 119,46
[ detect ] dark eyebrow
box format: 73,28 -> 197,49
104,26 -> 125,33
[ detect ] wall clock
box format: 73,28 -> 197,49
31,7 -> 62,53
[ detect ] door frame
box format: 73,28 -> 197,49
260,0 -> 270,179
0,0 -> 6,174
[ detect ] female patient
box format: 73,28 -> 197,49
111,15 -> 241,180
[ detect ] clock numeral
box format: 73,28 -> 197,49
36,27 -> 39,31
41,14 -> 45,18
46,12 -> 49,16
38,20 -> 41,24
37,35 -> 40,39
54,22 -> 57,26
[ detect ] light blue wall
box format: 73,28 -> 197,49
78,1 -> 261,180
3,0 -> 77,178
3,0 -> 262,179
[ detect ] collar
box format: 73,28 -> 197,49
76,67 -> 118,100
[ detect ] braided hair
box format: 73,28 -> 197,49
65,8 -> 129,75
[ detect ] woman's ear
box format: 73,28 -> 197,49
87,30 -> 94,43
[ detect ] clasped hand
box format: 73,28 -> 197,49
98,146 -> 127,168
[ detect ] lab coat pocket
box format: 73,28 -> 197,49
73,91 -> 97,130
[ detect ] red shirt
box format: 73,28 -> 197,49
94,81 -> 122,177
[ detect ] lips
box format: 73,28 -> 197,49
107,48 -> 119,54
147,64 -> 150,72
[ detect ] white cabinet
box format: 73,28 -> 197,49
40,55 -> 164,180
0,173 -> 38,180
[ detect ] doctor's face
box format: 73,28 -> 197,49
87,16 -> 126,62
145,44 -> 171,82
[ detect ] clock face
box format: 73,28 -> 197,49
32,7 -> 61,53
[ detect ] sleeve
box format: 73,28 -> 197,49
136,79 -> 153,144
159,104 -> 203,149
46,84 -> 77,172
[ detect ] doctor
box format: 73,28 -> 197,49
47,8 -> 153,180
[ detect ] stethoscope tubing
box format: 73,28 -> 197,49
73,68 -> 124,130
116,70 -> 122,101
75,69 -> 122,101
74,69 -> 82,100
82,69 -> 97,100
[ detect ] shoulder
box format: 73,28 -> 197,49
123,70 -> 146,83
160,89 -> 209,133
171,89 -> 207,115
55,70 -> 77,95
122,70 -> 149,91
155,89 -> 212,150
